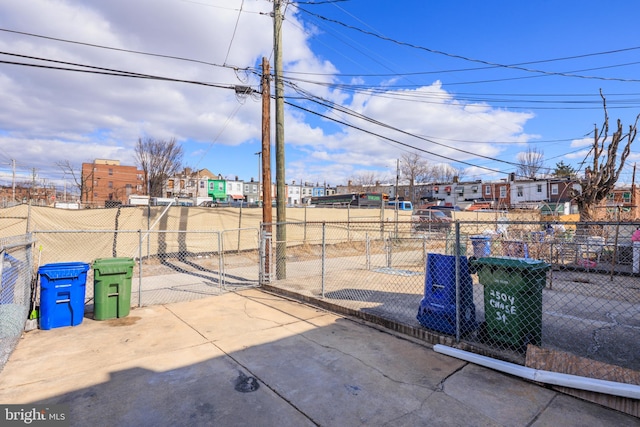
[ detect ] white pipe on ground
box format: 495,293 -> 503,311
433,344 -> 640,400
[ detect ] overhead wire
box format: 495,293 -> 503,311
223,0 -> 245,66
282,81 -> 523,172
1,11 -> 629,180
290,4 -> 640,83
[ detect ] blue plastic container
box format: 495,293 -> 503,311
38,262 -> 90,330
416,253 -> 476,335
470,235 -> 491,258
1,254 -> 22,304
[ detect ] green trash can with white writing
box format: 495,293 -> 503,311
470,257 -> 550,352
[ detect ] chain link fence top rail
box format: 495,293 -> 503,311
265,219 -> 640,387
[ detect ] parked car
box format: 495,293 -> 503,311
427,205 -> 461,218
412,209 -> 452,232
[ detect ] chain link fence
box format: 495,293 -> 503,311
0,234 -> 36,369
2,204 -> 639,401
30,228 -> 260,310
262,219 -> 640,385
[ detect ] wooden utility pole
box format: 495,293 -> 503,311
261,57 -> 273,277
274,0 -> 286,279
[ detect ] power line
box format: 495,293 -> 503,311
223,0 -> 245,66
0,55 -> 244,91
0,27 -> 251,72
291,4 -> 640,83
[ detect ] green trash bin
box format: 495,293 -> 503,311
92,257 -> 135,320
470,257 -> 550,351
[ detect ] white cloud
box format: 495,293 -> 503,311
0,1 -> 538,189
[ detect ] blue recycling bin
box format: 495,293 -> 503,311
1,253 -> 22,304
416,253 -> 476,335
470,235 -> 492,258
38,262 -> 90,330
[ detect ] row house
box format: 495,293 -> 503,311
421,180 -> 484,207
226,177 -> 244,202
244,178 -> 260,204
600,186 -> 640,220
165,168 -> 214,200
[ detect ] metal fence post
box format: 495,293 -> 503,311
366,232 -> 370,270
218,231 -> 224,290
321,221 -> 326,298
138,230 -> 143,308
454,222 -> 461,342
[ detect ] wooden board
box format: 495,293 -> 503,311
526,345 -> 639,418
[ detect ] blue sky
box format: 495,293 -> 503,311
1,0 -> 640,195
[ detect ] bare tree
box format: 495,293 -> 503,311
430,164 -> 461,182
516,147 -> 544,179
135,137 -> 184,197
399,152 -> 429,204
572,93 -> 639,221
350,171 -> 380,187
56,160 -> 91,201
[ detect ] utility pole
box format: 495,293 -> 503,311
11,159 -> 16,204
395,158 -> 399,237
632,162 -> 636,212
273,0 -> 286,279
31,168 -> 37,204
261,57 -> 273,278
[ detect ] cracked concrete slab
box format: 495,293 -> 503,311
0,289 -> 637,426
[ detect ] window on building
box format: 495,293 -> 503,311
125,184 -> 132,195
209,182 -> 214,190
168,180 -> 174,189
200,181 -> 205,189
137,174 -> 143,180
623,192 -> 631,203
253,185 -> 257,192
537,184 -> 543,193
218,183 -> 223,191
499,186 -> 506,198
108,168 -> 113,176
517,186 -> 523,197
485,186 -> 491,195
551,184 -> 559,195
108,181 -> 113,189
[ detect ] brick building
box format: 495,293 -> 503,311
81,159 -> 145,207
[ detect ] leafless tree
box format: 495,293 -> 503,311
430,164 -> 461,182
399,152 -> 429,203
572,93 -> 639,221
516,147 -> 544,179
56,160 -> 90,201
134,137 -> 183,197
350,171 -> 380,187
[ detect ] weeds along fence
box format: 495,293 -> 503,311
262,219 -> 640,393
